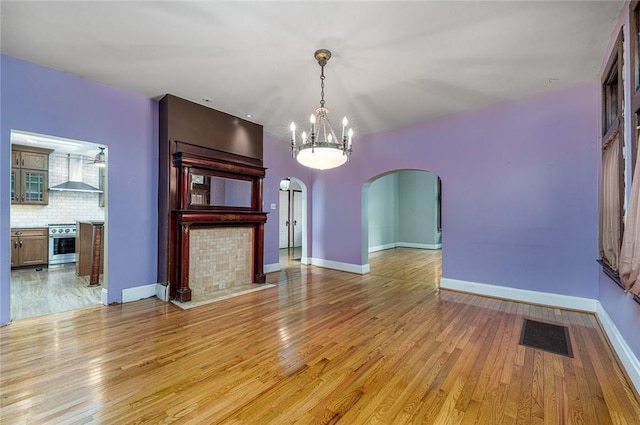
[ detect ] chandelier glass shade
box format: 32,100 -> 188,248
290,49 -> 353,170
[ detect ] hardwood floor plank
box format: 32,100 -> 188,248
1,248 -> 639,424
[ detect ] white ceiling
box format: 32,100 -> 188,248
10,130 -> 104,156
0,1 -> 623,142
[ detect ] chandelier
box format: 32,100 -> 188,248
290,49 -> 353,170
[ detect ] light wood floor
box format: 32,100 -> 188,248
1,248 -> 639,424
10,263 -> 103,321
280,246 -> 303,267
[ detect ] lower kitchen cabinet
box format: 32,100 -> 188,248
11,228 -> 48,268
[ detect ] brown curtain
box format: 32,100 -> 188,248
599,130 -> 622,272
620,134 -> 640,295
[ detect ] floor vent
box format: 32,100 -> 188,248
519,318 -> 573,357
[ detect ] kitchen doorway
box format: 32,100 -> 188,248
9,130 -> 108,320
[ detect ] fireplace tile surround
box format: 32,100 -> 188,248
189,227 -> 252,301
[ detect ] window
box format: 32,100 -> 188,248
631,1 -> 640,175
603,60 -> 619,133
599,31 -> 624,276
622,4 -> 640,297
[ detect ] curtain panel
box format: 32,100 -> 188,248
599,130 -> 622,272
620,134 -> 640,295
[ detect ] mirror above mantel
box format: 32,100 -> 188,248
189,173 -> 252,209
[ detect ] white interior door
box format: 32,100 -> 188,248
279,191 -> 288,249
292,191 -> 302,247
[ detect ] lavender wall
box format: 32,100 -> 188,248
308,82 -> 600,298
0,55 -> 158,323
599,274 -> 640,356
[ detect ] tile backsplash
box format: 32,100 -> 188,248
10,153 -> 105,228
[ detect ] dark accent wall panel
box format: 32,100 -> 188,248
157,98 -> 170,283
161,94 -> 263,160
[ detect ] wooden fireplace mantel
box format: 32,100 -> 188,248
167,144 -> 268,302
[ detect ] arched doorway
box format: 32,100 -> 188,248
278,177 -> 308,267
361,169 -> 442,283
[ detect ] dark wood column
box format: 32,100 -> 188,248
254,223 -> 266,283
89,223 -> 104,287
176,223 -> 192,302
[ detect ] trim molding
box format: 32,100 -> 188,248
310,258 -> 369,274
595,303 -> 640,393
439,278 -> 598,312
101,288 -> 108,305
155,283 -> 169,302
439,277 -> 640,394
368,242 -> 442,253
398,242 -> 442,250
122,284 -> 156,303
264,263 -> 281,274
369,243 -> 396,253
301,256 -> 311,265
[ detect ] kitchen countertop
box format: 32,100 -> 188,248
10,226 -> 48,229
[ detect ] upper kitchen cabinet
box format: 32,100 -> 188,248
11,144 -> 52,205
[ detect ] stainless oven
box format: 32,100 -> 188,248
48,224 -> 77,265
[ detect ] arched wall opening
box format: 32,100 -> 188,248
278,176 -> 309,266
361,169 -> 441,272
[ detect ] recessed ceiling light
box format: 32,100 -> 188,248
246,114 -> 252,118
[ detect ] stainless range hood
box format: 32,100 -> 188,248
49,154 -> 102,193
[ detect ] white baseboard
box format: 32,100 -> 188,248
310,258 -> 369,274
301,256 -> 311,265
122,284 -> 157,303
397,242 -> 442,250
439,278 -> 598,312
595,303 -> 640,394
368,242 -> 442,253
439,277 -> 640,395
369,243 -> 396,253
101,288 -> 108,305
155,283 -> 169,302
264,263 -> 281,273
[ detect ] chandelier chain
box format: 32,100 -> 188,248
320,64 -> 325,108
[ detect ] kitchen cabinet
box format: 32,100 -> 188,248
11,145 -> 52,205
11,228 -> 48,268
